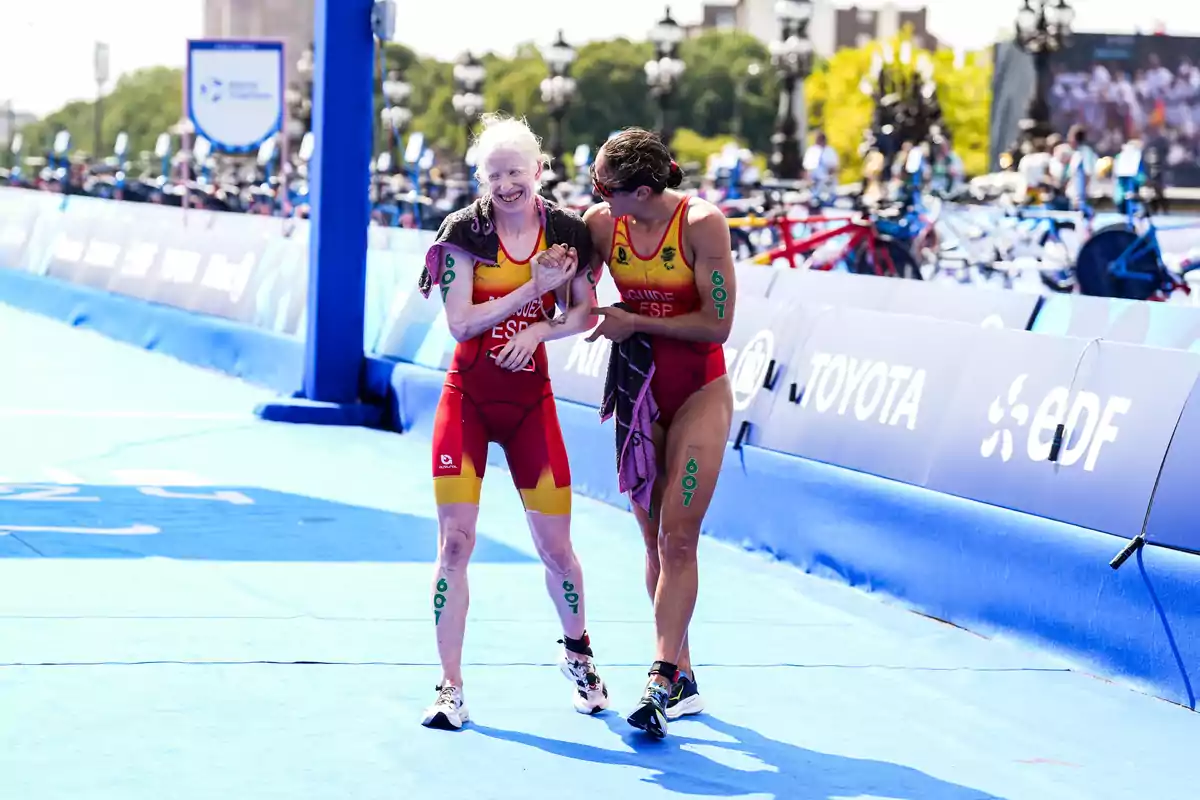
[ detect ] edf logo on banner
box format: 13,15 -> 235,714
981,373 -> 1131,471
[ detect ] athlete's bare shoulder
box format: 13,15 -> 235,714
582,203 -> 616,267
582,202 -> 614,228
682,194 -> 724,226
680,195 -> 731,257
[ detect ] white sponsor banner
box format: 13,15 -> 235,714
187,39 -> 284,152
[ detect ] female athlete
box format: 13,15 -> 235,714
584,128 -> 736,738
417,114 -> 608,730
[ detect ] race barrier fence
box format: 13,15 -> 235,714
0,187 -> 1197,709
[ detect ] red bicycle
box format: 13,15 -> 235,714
738,209 -> 924,279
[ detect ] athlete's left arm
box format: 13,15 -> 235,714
535,266 -> 598,342
628,205 -> 736,344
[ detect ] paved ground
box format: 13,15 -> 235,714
0,305 -> 1196,800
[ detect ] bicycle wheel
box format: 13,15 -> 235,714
1073,224 -> 1159,300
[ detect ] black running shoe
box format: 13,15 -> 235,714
666,672 -> 705,720
627,678 -> 670,738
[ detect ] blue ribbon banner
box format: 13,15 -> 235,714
186,39 -> 284,152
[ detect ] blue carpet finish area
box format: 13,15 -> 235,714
0,306 -> 1196,800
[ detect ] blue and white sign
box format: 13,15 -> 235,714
187,39 -> 284,152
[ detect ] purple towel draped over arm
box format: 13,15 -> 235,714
599,332 -> 659,514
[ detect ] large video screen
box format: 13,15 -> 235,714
1049,33 -> 1200,187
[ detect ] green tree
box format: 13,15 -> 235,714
804,46 -> 877,184
675,30 -> 779,154
930,48 -> 993,177
21,66 -> 184,160
569,38 -> 657,149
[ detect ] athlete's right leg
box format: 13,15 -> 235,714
628,378 -> 732,738
652,379 -> 733,678
503,392 -> 609,714
423,385 -> 488,730
631,422 -> 693,675
631,418 -> 703,722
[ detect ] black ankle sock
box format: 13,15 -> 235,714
560,632 -> 593,657
649,660 -> 679,683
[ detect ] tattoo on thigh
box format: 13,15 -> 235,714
681,457 -> 700,507
433,577 -> 449,624
562,579 -> 580,614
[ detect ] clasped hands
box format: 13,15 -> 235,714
496,245 -> 638,369
493,244 -> 577,371
536,245 -> 637,344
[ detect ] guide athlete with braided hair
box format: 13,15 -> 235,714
416,114 -> 609,730
584,128 -> 737,738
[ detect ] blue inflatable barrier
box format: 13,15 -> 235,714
756,306 -> 986,486
735,262 -> 778,297
703,444 -> 1200,710
752,306 -> 1200,539
2,188 -> 1198,710
1146,382 -> 1200,555
0,187 -> 309,338
0,266 -> 304,393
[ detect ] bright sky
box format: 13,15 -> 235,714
1,0 -> 1197,117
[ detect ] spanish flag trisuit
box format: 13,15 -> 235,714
430,228 -> 572,515
607,197 -> 727,427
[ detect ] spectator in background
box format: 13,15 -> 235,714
1017,138 -> 1053,202
1065,124 -> 1097,210
802,131 -> 839,192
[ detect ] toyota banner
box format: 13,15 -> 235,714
757,306 -> 988,486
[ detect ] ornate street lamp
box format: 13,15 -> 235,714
770,0 -> 814,181
381,71 -> 413,173
860,43 -> 942,165
541,30 -> 577,187
645,7 -> 686,147
452,52 -> 486,166
283,42 -> 316,175
1015,0 -> 1074,143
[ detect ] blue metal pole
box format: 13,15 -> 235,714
303,0 -> 374,405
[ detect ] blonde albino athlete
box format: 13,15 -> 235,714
585,128 -> 736,738
419,115 -> 609,730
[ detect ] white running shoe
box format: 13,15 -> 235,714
559,650 -> 610,715
420,684 -> 470,730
